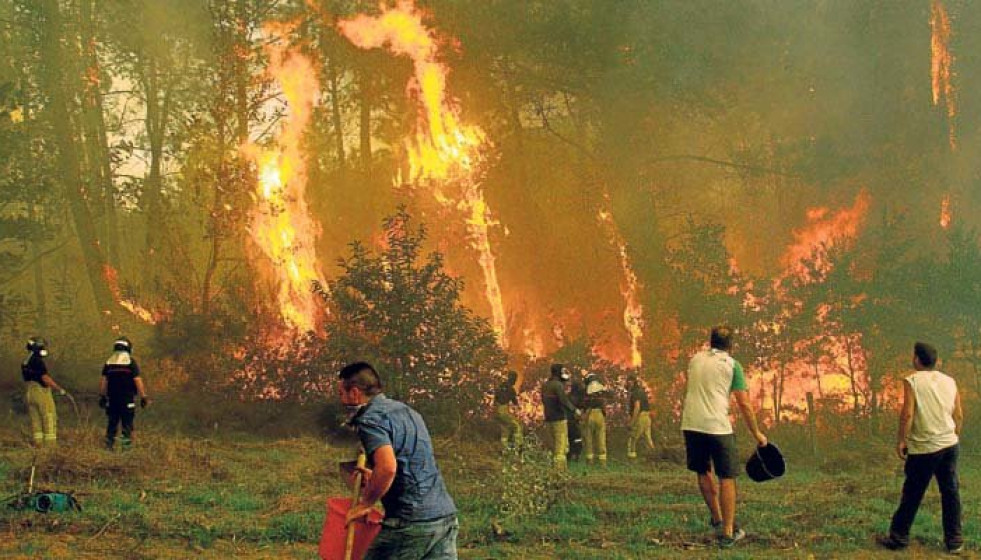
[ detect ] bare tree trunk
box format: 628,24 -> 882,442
79,0 -> 119,264
328,54 -> 346,167
201,98 -> 227,316
32,207 -> 47,334
359,72 -> 371,176
971,332 -> 980,392
776,362 -> 786,425
813,360 -> 824,398
39,0 -> 119,322
844,334 -> 861,417
142,56 -> 171,260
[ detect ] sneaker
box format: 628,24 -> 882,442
717,528 -> 746,548
947,543 -> 964,555
877,535 -> 908,551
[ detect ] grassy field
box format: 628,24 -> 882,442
1,419 -> 979,559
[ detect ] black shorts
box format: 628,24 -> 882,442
684,430 -> 738,479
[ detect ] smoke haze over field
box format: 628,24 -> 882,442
2,0 -> 980,418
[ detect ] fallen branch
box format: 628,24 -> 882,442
88,513 -> 122,541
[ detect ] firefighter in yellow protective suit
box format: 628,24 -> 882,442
22,338 -> 69,447
582,372 -> 609,467
493,370 -> 523,451
627,375 -> 655,459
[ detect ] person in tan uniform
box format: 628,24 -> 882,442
21,337 -> 69,447
493,370 -> 522,451
627,375 -> 655,459
581,372 -> 609,467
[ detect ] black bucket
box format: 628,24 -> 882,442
746,443 -> 786,482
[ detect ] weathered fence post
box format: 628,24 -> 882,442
806,392 -> 818,457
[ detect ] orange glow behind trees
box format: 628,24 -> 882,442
783,190 -> 871,281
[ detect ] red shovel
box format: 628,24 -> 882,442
319,451 -> 381,560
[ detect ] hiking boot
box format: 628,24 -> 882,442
877,535 -> 908,551
718,527 -> 746,548
947,543 -> 964,555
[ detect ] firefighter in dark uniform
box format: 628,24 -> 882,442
98,337 -> 150,450
542,364 -> 579,470
22,337 -> 68,447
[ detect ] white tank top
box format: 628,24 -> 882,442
906,370 -> 958,454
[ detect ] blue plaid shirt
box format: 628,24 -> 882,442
351,394 -> 456,521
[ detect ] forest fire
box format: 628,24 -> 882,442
102,265 -> 159,324
931,0 -> 956,149
597,201 -> 644,368
782,190 -> 871,281
748,192 -> 877,421
243,29 -> 326,334
941,193 -> 952,229
338,0 -> 509,348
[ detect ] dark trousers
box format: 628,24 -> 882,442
567,413 -> 583,461
889,444 -> 962,548
105,405 -> 135,449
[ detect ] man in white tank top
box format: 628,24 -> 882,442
879,342 -> 963,554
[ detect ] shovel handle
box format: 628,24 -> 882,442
344,451 -> 367,560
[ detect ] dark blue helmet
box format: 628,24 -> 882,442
26,337 -> 48,357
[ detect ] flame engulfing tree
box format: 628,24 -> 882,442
321,207 -> 507,422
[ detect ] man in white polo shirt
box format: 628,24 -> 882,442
681,326 -> 767,548
879,342 -> 963,555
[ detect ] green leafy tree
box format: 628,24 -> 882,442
322,208 -> 507,421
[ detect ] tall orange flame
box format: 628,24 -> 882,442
338,1 -> 508,347
940,193 -> 952,229
597,195 -> 644,368
243,26 -> 326,333
931,0 -> 956,149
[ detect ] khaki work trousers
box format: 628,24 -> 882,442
548,420 -> 568,469
26,382 -> 57,446
627,413 -> 654,458
495,405 -> 523,448
582,409 -> 607,463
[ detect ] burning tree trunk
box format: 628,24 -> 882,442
38,0 -> 120,322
